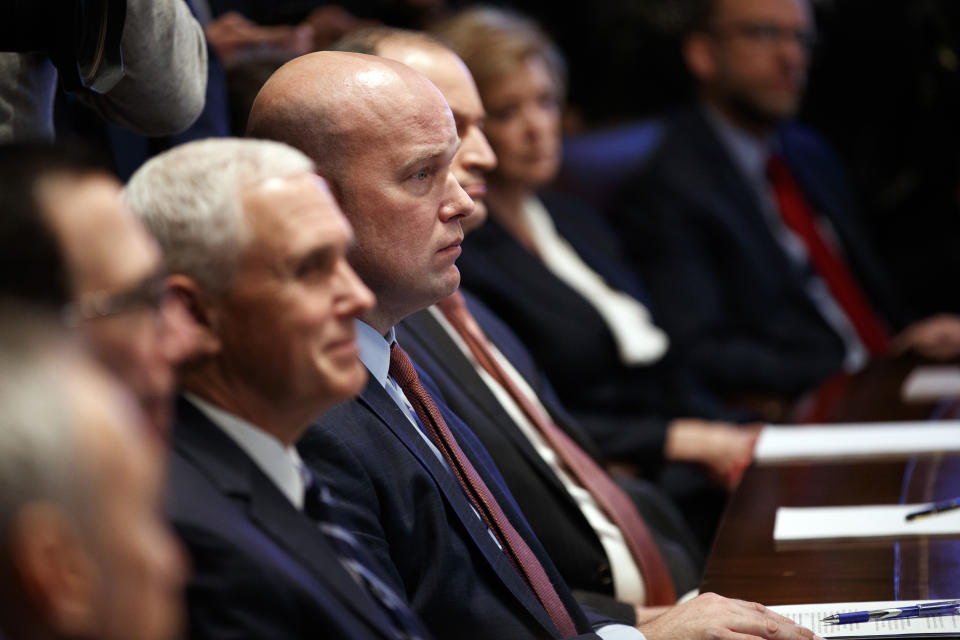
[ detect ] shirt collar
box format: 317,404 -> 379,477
355,319 -> 396,388
702,102 -> 774,185
183,392 -> 306,510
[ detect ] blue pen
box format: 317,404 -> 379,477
821,600 -> 960,624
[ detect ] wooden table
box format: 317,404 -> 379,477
701,355 -> 960,603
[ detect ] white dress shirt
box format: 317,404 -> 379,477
183,392 -> 306,510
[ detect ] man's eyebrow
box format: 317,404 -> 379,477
454,111 -> 486,131
400,138 -> 462,173
289,245 -> 336,273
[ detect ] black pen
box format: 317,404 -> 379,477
905,497 -> 960,521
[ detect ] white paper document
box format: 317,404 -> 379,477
902,366 -> 960,402
771,600 -> 960,638
753,422 -> 960,464
773,503 -> 960,541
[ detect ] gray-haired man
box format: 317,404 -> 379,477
126,137 -> 430,640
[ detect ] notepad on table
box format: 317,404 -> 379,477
773,503 -> 960,541
902,366 -> 960,402
753,422 -> 960,464
771,600 -> 960,638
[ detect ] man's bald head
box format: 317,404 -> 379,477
361,30 -> 498,227
247,51 -> 453,192
247,49 -> 475,331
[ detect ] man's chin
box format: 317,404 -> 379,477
141,394 -> 175,439
333,362 -> 370,401
766,99 -> 801,121
754,93 -> 803,122
438,270 -> 461,300
729,93 -> 802,129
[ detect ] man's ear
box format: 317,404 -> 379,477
682,32 -> 717,84
162,274 -> 222,360
10,503 -> 101,639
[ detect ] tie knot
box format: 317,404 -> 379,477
765,153 -> 790,184
301,469 -> 329,523
435,290 -> 468,316
436,291 -> 487,346
388,343 -> 419,389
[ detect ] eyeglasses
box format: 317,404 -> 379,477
63,270 -> 168,326
712,22 -> 818,50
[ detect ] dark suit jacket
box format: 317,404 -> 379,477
167,397 -> 412,640
607,105 -> 901,397
299,363 -> 609,640
457,192 -> 731,469
397,295 -> 702,617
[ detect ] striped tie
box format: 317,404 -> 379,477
303,473 -> 428,640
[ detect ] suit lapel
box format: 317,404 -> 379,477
355,378 -> 560,635
688,108 -> 811,290
399,311 -> 576,502
783,136 -> 898,321
244,477 -> 400,638
172,399 -> 398,639
464,293 -> 605,461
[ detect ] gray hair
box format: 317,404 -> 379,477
0,307 -> 84,543
124,138 -> 316,291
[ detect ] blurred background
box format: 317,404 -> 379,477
52,0 -> 960,318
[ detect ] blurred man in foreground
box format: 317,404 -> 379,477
0,143 -> 195,434
0,307 -> 186,640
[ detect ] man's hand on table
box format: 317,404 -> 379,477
637,593 -> 820,640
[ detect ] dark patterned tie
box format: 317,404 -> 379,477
437,291 -> 677,605
302,473 -> 428,640
766,154 -> 890,354
389,343 -> 579,638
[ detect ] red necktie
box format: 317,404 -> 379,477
388,343 -> 579,638
766,154 -> 890,354
437,291 -> 677,606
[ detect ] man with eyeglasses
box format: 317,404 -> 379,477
607,0 -> 960,415
0,142 -> 195,434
